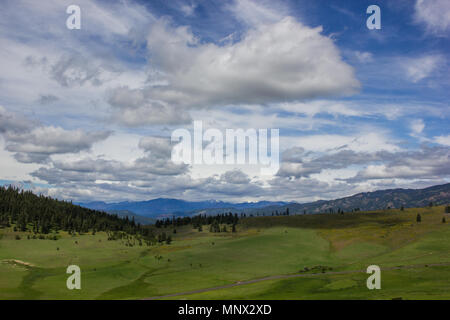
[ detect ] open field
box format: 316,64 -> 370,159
1,205 -> 449,299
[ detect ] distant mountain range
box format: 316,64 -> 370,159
78,198 -> 289,219
107,210 -> 157,225
79,183 -> 450,223
270,182 -> 450,215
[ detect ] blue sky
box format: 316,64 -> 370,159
0,0 -> 448,203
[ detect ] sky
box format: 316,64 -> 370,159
0,0 -> 449,203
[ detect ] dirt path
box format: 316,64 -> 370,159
143,261 -> 450,300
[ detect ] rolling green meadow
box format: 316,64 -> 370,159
1,205 -> 449,300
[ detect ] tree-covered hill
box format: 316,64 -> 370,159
0,186 -> 146,235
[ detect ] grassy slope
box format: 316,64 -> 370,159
0,205 -> 449,299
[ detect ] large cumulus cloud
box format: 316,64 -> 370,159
107,15 -> 360,126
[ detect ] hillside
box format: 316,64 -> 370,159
282,183 -> 450,214
0,186 -> 146,235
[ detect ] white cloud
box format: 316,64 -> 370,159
138,136 -> 173,159
354,51 -> 373,63
221,169 -> 251,184
415,0 -> 450,35
227,0 -> 287,26
410,119 -> 425,134
0,106 -> 111,163
49,54 -> 118,88
0,0 -> 154,42
433,134 -> 450,146
403,55 -> 443,83
180,3 -> 196,16
346,146 -> 450,182
282,131 -> 400,153
0,138 -> 41,181
143,16 -> 360,109
107,86 -> 191,126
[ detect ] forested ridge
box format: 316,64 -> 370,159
0,185 -> 145,235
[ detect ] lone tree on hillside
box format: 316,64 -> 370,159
416,213 -> 422,223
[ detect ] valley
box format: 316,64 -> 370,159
1,203 -> 449,299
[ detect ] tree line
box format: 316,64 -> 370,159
155,212 -> 240,233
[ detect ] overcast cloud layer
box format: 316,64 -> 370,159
0,0 -> 448,203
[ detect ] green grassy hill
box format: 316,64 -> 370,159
1,205 -> 449,299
